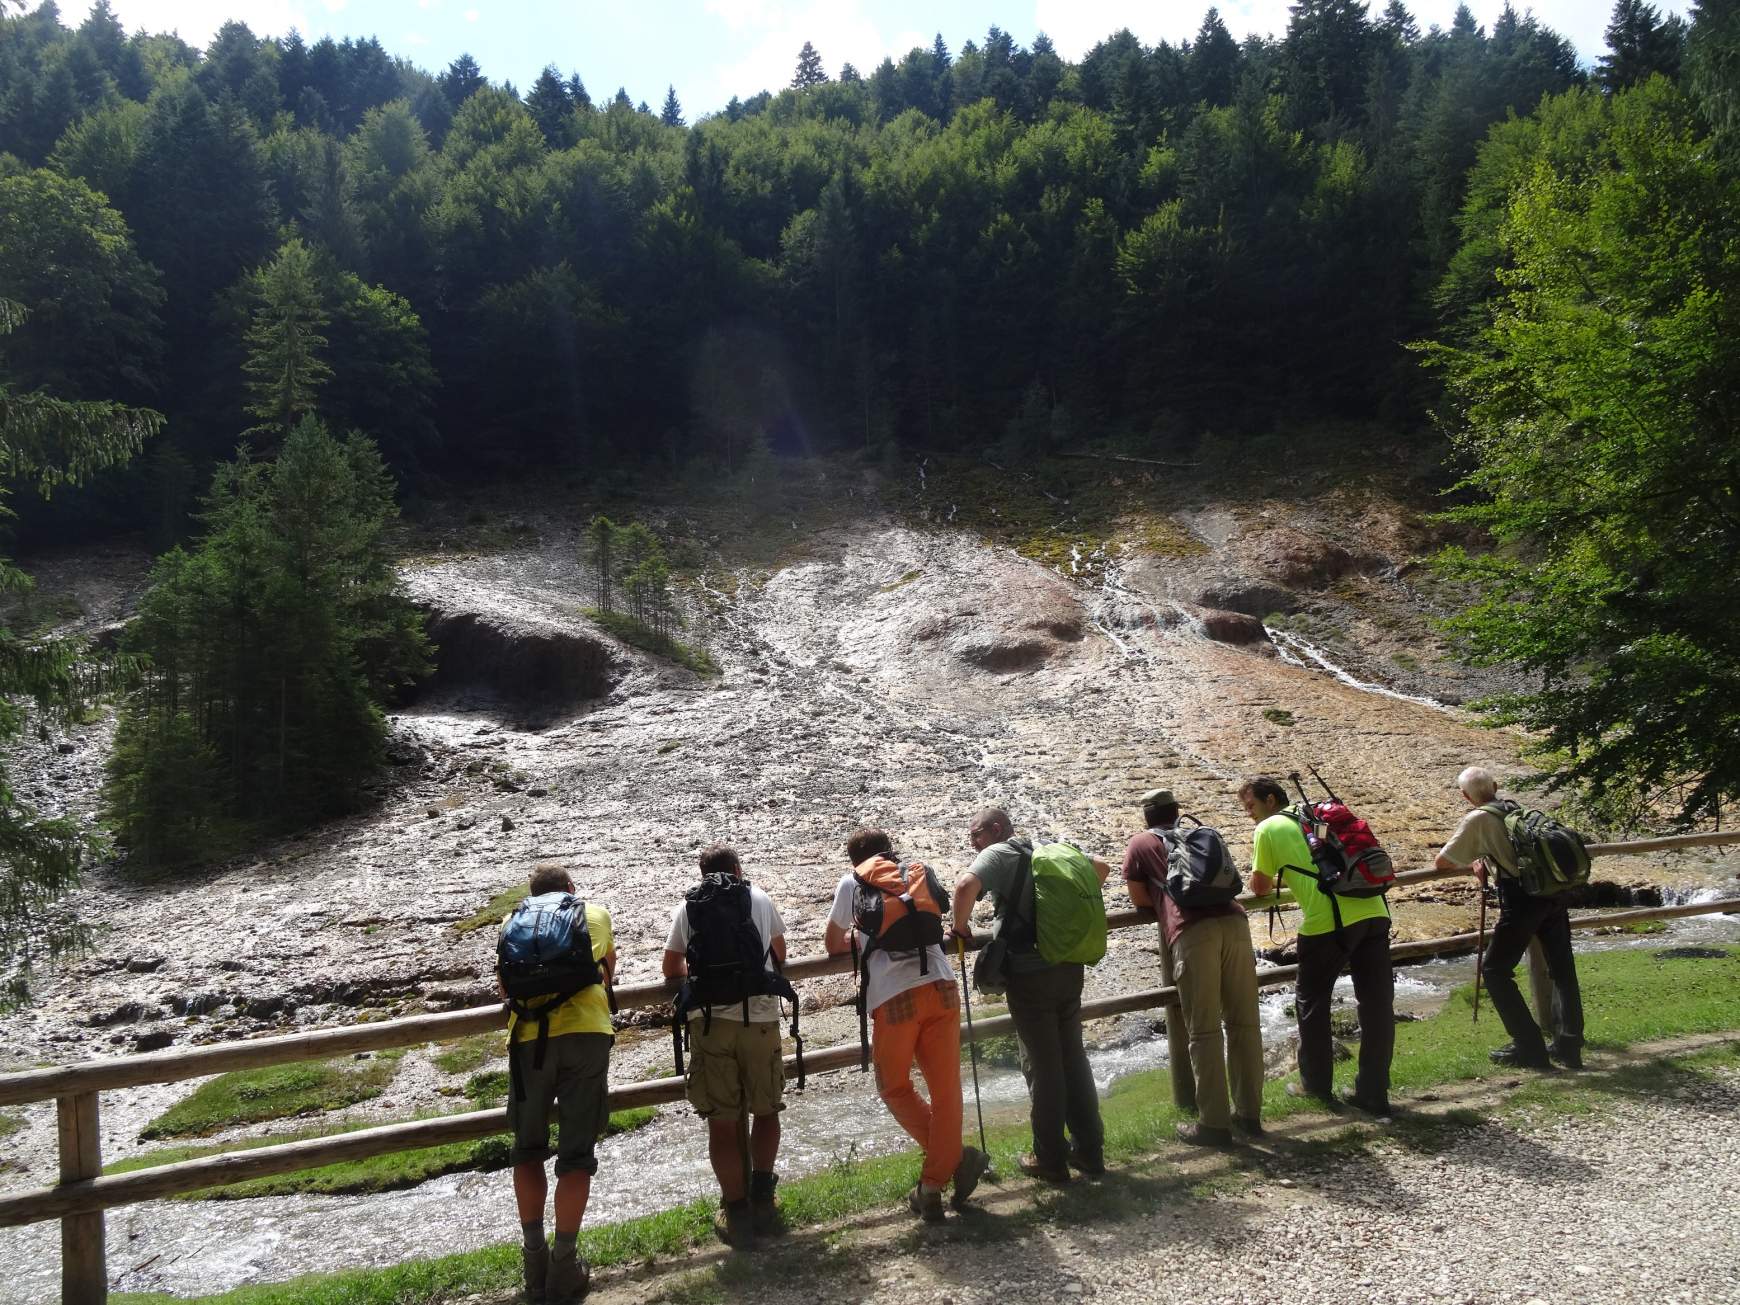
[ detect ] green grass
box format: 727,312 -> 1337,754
452,884 -> 524,936
108,1102 -> 658,1201
1261,707 -> 1296,726
113,945 -> 1740,1304
139,1053 -> 405,1140
0,1110 -> 22,1140
585,608 -> 719,676
430,1035 -> 497,1075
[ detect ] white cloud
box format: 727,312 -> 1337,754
405,29 -> 430,46
464,7 -> 479,21
102,0 -> 312,45
709,0 -> 926,101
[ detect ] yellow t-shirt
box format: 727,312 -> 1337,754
504,901 -> 615,1041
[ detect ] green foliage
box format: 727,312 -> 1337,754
104,419 -> 430,866
452,883 -> 525,936
0,295 -> 160,1006
586,608 -> 719,677
581,516 -> 694,651
139,1053 -> 404,1139
1421,77 -> 1740,823
242,237 -> 332,442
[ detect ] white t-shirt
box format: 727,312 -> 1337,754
665,882 -> 788,1024
829,870 -> 953,1017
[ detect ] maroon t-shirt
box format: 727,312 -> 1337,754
1121,829 -> 1246,948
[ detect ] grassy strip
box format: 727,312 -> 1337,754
140,1053 -> 405,1140
0,1110 -> 22,1140
431,1034 -> 497,1075
451,886 -> 522,937
584,608 -> 718,677
106,1106 -> 658,1201
113,945 -> 1739,1304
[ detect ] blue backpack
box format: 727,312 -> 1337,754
497,893 -> 610,1099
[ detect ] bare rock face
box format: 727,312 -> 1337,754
1200,609 -> 1270,645
910,569 -> 1088,674
1194,580 -> 1298,618
1251,528 -> 1362,589
420,606 -> 617,708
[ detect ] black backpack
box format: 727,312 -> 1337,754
672,873 -> 804,1086
497,892 -> 614,1101
1159,818 -> 1242,908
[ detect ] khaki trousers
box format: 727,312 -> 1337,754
1172,913 -> 1264,1129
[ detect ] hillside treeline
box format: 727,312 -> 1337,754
0,0 -> 1686,538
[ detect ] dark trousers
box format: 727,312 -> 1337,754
1484,883 -> 1585,1059
1007,962 -> 1104,1170
1295,916 -> 1395,1106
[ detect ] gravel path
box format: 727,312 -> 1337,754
566,1054 -> 1740,1305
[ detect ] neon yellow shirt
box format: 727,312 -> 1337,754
505,901 -> 615,1041
1252,812 -> 1389,938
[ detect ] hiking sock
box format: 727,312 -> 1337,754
522,1222 -> 547,1252
551,1230 -> 578,1261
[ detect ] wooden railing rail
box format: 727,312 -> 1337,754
3,829 -> 1737,1303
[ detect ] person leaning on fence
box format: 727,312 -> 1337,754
1122,789 -> 1264,1146
825,827 -> 988,1221
1432,766 -> 1585,1071
1242,777 -> 1395,1119
662,843 -> 791,1248
952,806 -> 1109,1183
496,862 -> 618,1305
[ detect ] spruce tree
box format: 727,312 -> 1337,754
660,84 -> 683,126
242,237 -> 332,443
1599,0 -> 1687,90
793,41 -> 827,88
526,64 -> 574,146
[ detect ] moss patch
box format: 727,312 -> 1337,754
139,1053 -> 404,1140
452,884 -> 524,937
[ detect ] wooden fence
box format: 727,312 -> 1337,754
2,831 -> 1738,1303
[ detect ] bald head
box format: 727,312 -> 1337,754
969,806 -> 1013,852
1458,766 -> 1499,804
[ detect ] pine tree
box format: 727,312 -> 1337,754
526,64 -> 573,146
660,84 -> 683,126
438,53 -> 486,108
565,72 -> 592,111
793,41 -> 827,88
242,238 -> 332,442
1188,8 -> 1241,106
0,296 -> 162,1005
1598,0 -> 1687,90
585,514 -> 617,612
1378,0 -> 1420,42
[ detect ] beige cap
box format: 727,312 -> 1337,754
1139,789 -> 1178,807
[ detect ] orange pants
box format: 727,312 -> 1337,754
871,979 -> 964,1190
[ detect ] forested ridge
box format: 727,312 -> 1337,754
0,0 -> 1684,539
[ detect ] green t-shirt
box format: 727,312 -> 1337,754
1252,812 -> 1389,938
968,835 -> 1052,972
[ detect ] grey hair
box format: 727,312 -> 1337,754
1457,766 -> 1499,802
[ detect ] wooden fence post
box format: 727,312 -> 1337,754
58,1091 -> 106,1305
1156,924 -> 1196,1113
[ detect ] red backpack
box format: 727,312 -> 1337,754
1287,769 -> 1395,900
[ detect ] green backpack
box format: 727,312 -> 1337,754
1481,800 -> 1593,898
1030,842 -> 1108,966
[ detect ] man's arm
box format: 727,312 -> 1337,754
602,947 -> 617,985
823,920 -> 852,956
951,871 -> 983,937
770,934 -> 787,965
1127,876 -> 1154,910
662,948 -> 686,980
1249,870 -> 1276,897
1087,853 -> 1112,886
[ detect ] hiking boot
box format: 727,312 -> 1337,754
545,1250 -> 588,1305
1285,1081 -> 1342,1110
1489,1043 -> 1553,1070
521,1244 -> 549,1304
750,1171 -> 784,1237
1067,1147 -> 1106,1177
1174,1121 -> 1233,1147
908,1183 -> 946,1223
950,1146 -> 990,1210
1016,1153 -> 1072,1184
713,1199 -> 757,1250
1233,1116 -> 1265,1138
1550,1042 -> 1584,1071
1340,1093 -> 1392,1122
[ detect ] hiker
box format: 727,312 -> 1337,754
824,827 -> 988,1221
497,862 -> 617,1305
1242,776 -> 1395,1117
1122,789 -> 1263,1145
952,806 -> 1109,1182
1433,766 -> 1585,1070
662,843 -> 794,1247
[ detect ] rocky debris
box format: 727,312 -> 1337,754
124,956 -> 166,974
1200,609 -> 1270,645
131,1030 -> 175,1052
907,568 -> 1088,675
500,814 -> 515,832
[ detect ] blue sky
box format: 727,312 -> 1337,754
84,0 -> 1698,118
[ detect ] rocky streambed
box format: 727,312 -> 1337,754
3,473 -> 1737,1298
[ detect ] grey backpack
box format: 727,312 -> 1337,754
1160,818 -> 1242,908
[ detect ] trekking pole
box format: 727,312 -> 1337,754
956,936 -> 993,1168
1473,869 -> 1489,1023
